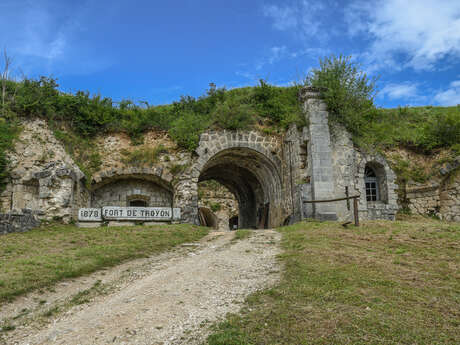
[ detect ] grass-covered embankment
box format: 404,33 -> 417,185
207,217 -> 460,345
0,223 -> 208,303
1,56 -> 460,186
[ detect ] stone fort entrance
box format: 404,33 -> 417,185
2,88 -> 401,229
198,147 -> 282,229
172,129 -> 287,229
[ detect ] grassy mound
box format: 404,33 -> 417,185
207,218 -> 460,345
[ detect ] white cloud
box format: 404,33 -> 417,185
267,46 -> 288,65
263,1 -> 329,39
263,4 -> 298,30
254,46 -> 288,71
346,0 -> 460,71
380,83 -> 419,100
434,80 -> 460,105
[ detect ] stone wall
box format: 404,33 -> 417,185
0,209 -> 41,235
6,95 -> 458,226
283,125 -> 308,223
403,157 -> 460,221
406,184 -> 440,217
298,88 -> 399,221
405,167 -> 460,221
299,88 -> 338,221
440,171 -> 460,222
0,119 -> 85,222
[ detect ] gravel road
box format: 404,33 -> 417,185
1,230 -> 281,345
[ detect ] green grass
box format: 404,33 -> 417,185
0,223 -> 208,303
206,217 -> 460,345
120,144 -> 168,166
233,229 -> 252,241
356,106 -> 460,153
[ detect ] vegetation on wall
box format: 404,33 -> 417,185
1,77 -> 304,151
305,54 -> 378,138
305,55 -> 460,155
0,53 -> 459,187
120,144 -> 168,166
0,120 -> 20,189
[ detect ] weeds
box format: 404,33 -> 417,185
232,230 -> 251,241
120,144 -> 168,166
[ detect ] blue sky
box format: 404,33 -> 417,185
1,0 -> 460,108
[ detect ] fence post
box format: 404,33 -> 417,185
353,197 -> 359,227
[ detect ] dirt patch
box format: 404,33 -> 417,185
1,230 -> 281,345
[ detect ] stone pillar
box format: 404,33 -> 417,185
300,87 -> 338,221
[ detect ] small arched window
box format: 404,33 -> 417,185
365,166 -> 379,201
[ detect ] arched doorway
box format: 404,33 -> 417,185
229,215 -> 239,230
198,147 -> 282,229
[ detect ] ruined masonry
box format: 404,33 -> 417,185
3,87 -> 456,232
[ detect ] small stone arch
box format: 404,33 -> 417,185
91,172 -> 174,208
356,154 -> 399,220
126,194 -> 150,207
364,162 -> 387,203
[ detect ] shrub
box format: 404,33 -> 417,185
213,99 -> 254,130
253,80 -> 304,127
209,202 -> 221,212
169,112 -> 211,151
305,55 -> 377,136
422,107 -> 460,150
53,129 -> 102,183
170,163 -> 188,175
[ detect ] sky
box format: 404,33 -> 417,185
1,0 -> 460,108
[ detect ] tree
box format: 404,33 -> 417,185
305,55 -> 378,135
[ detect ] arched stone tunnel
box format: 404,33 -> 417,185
198,148 -> 282,228
172,131 -> 289,229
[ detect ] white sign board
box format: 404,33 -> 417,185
78,208 -> 103,221
78,207 -> 181,222
102,206 -> 173,220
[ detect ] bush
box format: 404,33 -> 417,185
213,99 -> 254,130
422,107 -> 460,149
169,111 -> 211,151
2,75 -> 308,153
253,80 -> 304,127
305,55 -> 377,136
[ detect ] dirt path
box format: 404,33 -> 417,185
1,230 -> 281,345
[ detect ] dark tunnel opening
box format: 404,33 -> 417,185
198,147 -> 282,229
